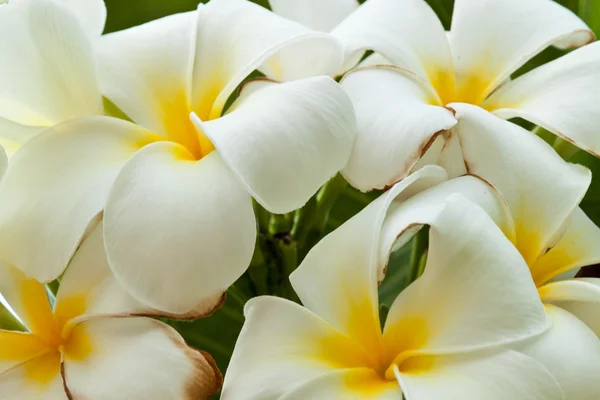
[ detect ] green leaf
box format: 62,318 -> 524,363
579,0 -> 600,35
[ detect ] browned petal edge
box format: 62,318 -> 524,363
61,362 -> 76,400
158,322 -> 223,400
379,222 -> 424,284
136,291 -> 227,322
236,77 -> 278,97
559,29 -> 595,50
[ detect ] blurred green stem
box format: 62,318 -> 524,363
407,228 -> 429,285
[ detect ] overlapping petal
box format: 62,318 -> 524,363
269,0 -> 359,32
450,0 -> 592,103
62,318 -> 221,400
194,76 -> 355,214
0,352 -> 67,400
51,0 -> 106,37
0,331 -> 49,375
486,42 -> 600,156
0,117 -> 159,282
450,103 -> 591,265
341,66 -> 456,191
104,144 -> 256,314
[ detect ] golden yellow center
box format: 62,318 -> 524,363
427,67 -> 495,107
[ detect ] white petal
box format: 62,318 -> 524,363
341,66 -> 456,191
0,0 -> 102,127
332,0 -> 453,87
450,0 -> 592,101
0,263 -> 54,338
0,117 -> 157,282
0,352 -> 67,400
62,317 -> 221,400
193,76 -> 355,214
398,350 -> 562,400
521,305 -> 600,400
530,208 -> 600,286
384,195 -> 547,355
438,132 -> 467,178
0,117 -> 42,149
104,144 -> 256,314
223,296 -> 380,400
290,166 -> 448,359
97,12 -> 198,140
486,42 -> 600,156
269,0 -> 359,32
55,222 -> 225,323
553,302 -> 600,337
451,103 -> 591,266
192,0 -> 342,118
51,0 -> 106,37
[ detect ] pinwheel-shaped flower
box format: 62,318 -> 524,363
222,171 -> 563,399
0,0 -> 356,313
0,224 -> 221,399
336,0 -> 600,191
0,0 -> 106,156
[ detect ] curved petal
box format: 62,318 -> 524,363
192,0 -> 343,119
0,331 -> 50,375
97,12 -> 198,143
0,263 -> 54,339
55,223 -> 226,325
332,0 -> 453,89
486,42 -> 600,156
104,143 -> 256,314
193,76 -> 355,214
521,305 -> 600,400
438,131 -> 467,178
269,0 -> 359,32
397,350 -> 562,400
62,317 -> 221,400
0,352 -> 67,400
451,103 -> 592,266
450,0 -> 593,102
223,296 -> 376,400
530,208 -> 600,286
0,117 -> 42,150
0,117 -> 158,282
290,166 -> 448,360
51,0 -> 106,37
340,66 -> 457,191
383,195 -> 547,356
0,0 -> 102,127
279,369 -> 401,400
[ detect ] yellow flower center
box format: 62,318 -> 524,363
427,67 -> 495,108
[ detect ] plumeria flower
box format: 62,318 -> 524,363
0,223 -> 222,400
0,0 -> 356,313
0,0 -> 106,156
222,166 -> 564,399
336,0 -> 600,191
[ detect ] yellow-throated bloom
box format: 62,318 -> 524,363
335,0 -> 600,191
222,169 -> 563,399
0,223 -> 222,399
0,0 -> 356,314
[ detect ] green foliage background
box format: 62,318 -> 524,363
101,0 -> 600,393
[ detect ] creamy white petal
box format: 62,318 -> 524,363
223,296 -> 381,400
0,117 -> 42,149
0,352 -> 67,400
62,317 -> 221,400
290,166 -> 447,359
383,195 -> 547,356
450,0 -> 592,102
521,305 -> 600,400
332,0 -> 453,87
0,117 -> 158,282
193,76 -> 355,214
437,132 -> 467,178
51,0 -> 106,37
397,350 -> 562,400
55,223 -> 225,323
104,144 -> 256,314
269,0 -> 359,32
486,42 -> 600,156
0,0 -> 102,126
530,208 -> 600,286
341,66 -> 457,191
192,0 -> 342,118
97,12 -> 197,139
451,103 -> 591,266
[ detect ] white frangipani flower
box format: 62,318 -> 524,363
222,166 -> 563,399
0,223 -> 222,400
0,0 -> 356,314
0,0 -> 106,156
336,0 -> 600,191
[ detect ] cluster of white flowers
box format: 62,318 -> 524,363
0,0 -> 599,398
